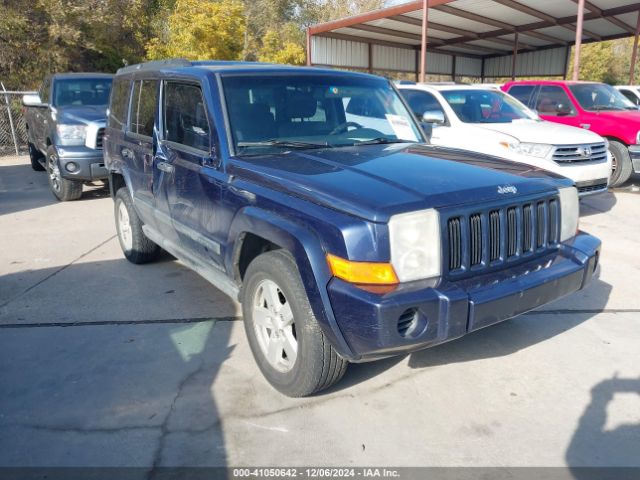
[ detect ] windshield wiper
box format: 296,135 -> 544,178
236,139 -> 329,150
354,138 -> 416,146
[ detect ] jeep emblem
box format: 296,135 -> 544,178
497,185 -> 518,194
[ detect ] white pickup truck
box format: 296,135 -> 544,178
398,83 -> 612,196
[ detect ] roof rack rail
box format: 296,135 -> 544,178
116,58 -> 192,75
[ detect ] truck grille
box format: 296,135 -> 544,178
96,128 -> 105,149
446,195 -> 559,276
552,142 -> 607,164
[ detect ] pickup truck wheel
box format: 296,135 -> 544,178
28,142 -> 45,171
114,188 -> 160,264
46,146 -> 82,201
242,250 -> 348,397
608,140 -> 633,187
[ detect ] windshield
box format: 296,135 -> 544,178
440,89 -> 536,124
569,83 -> 636,111
221,74 -> 423,155
53,78 -> 112,107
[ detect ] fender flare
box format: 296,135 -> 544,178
227,206 -> 355,360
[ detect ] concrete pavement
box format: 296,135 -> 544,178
1,154 -> 639,471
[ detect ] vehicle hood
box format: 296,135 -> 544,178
54,105 -> 107,125
475,119 -> 603,144
229,144 -> 569,223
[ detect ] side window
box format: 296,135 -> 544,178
507,85 -> 535,106
535,86 -> 576,116
400,89 -> 445,120
619,89 -> 640,106
108,79 -> 131,130
128,79 -> 158,137
163,82 -> 210,151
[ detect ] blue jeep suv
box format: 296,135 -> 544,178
104,59 -> 601,397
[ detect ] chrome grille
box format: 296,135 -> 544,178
446,195 -> 560,276
552,142 -> 607,164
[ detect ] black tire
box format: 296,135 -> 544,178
114,187 -> 160,264
28,142 -> 45,171
46,145 -> 83,201
242,249 -> 348,397
609,140 -> 633,187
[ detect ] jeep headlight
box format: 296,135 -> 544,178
558,186 -> 579,242
502,141 -> 552,159
56,124 -> 86,146
389,209 -> 441,282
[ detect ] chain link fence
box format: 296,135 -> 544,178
1,84 -> 34,156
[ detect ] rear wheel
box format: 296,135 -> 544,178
28,142 -> 45,171
609,140 -> 633,187
242,249 -> 348,397
46,146 -> 82,201
114,188 -> 160,264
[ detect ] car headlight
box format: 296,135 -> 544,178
56,124 -> 86,146
502,141 -> 553,159
636,130 -> 640,144
389,208 -> 441,282
558,186 -> 579,242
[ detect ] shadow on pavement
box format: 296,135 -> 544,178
579,191 -> 617,217
566,375 -> 640,477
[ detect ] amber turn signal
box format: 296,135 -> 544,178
326,254 -> 399,285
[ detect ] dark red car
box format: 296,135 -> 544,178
503,80 -> 640,187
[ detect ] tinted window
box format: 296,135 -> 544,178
400,90 -> 444,118
441,89 -> 533,124
507,85 -> 535,106
569,83 -> 635,111
108,79 -> 131,129
163,83 -> 210,151
129,80 -> 158,137
535,86 -> 576,116
221,75 -> 423,154
52,78 -> 112,107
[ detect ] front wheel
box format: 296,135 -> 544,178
242,250 -> 348,397
46,146 -> 82,201
608,140 -> 633,187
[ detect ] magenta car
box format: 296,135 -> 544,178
503,80 -> 640,187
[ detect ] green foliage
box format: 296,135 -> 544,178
146,0 -> 246,61
568,38 -> 640,85
257,24 -> 306,65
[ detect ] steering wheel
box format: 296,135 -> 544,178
330,121 -> 364,135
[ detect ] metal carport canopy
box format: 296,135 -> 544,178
306,0 -> 640,82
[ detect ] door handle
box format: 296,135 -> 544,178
157,161 -> 174,174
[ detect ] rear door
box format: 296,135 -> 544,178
124,78 -> 159,228
156,80 -> 227,268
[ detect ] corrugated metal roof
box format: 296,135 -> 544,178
308,0 -> 640,78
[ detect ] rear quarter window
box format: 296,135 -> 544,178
108,79 -> 131,130
507,85 -> 536,106
128,80 -> 158,138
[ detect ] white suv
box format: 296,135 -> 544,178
399,84 -> 612,196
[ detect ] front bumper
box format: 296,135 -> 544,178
630,145 -> 640,173
55,145 -> 108,181
328,232 -> 600,361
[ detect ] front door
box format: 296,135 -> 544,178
156,80 -> 227,269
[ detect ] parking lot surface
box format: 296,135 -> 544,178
1,154 -> 639,470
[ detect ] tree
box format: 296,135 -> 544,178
146,0 -> 246,61
257,24 -> 306,65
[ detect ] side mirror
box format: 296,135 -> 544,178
421,110 -> 445,125
22,94 -> 47,108
555,103 -> 572,116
